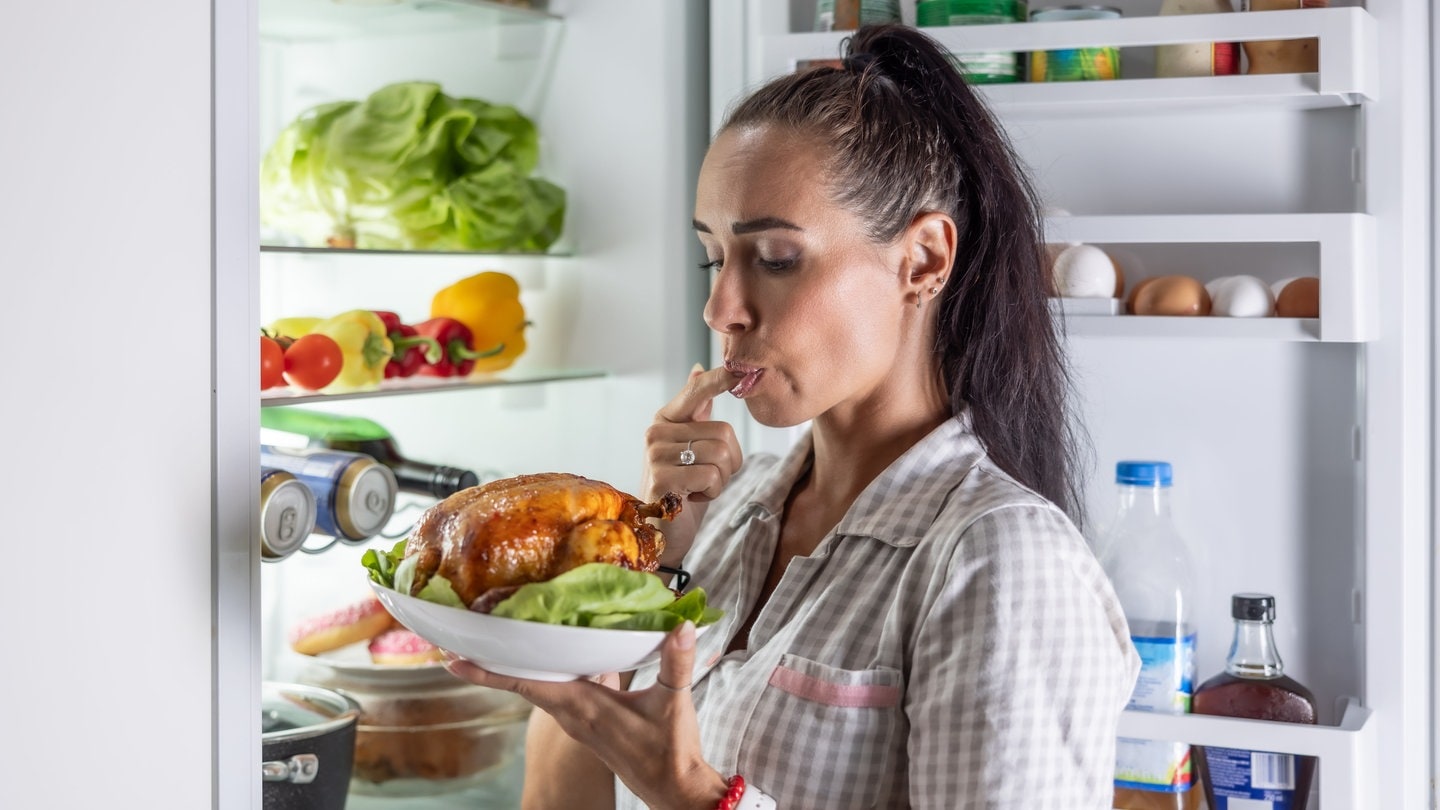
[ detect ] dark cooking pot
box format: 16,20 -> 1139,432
262,681 -> 361,810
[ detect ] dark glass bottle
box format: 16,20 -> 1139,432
1193,594 -> 1317,810
261,407 -> 478,499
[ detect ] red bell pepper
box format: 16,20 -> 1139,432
413,317 -> 506,377
371,310 -> 441,379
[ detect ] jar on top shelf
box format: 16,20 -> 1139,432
916,0 -> 1028,84
1156,0 -> 1240,78
1243,0 -> 1327,74
1028,6 -> 1122,82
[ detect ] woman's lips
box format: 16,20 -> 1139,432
726,366 -> 764,398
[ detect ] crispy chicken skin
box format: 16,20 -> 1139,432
404,473 -> 682,607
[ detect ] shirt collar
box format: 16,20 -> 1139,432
730,410 -> 987,547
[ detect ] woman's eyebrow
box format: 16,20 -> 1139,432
692,216 -> 804,235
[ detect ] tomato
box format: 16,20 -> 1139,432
283,333 -> 344,390
260,335 -> 286,390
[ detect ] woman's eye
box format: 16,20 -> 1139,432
697,259 -> 722,272
758,257 -> 796,272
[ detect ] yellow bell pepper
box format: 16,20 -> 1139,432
311,309 -> 394,392
265,316 -> 325,339
430,271 -> 527,374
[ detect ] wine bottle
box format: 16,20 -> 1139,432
261,407 -> 479,499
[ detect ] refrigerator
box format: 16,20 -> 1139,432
0,0 -> 1429,808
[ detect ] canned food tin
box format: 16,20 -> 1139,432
259,467 -> 318,561
260,446 -> 398,543
1029,5 -> 1122,82
916,0 -> 1029,84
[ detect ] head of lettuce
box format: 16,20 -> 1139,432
261,81 -> 566,253
364,540 -> 722,633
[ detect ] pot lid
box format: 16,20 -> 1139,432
262,681 -> 360,742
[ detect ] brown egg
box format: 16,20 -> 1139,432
1126,277 -> 1158,314
1128,275 -> 1212,316
1274,276 -> 1320,318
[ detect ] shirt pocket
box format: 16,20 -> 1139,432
739,654 -> 905,807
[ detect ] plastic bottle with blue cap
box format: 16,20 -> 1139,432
1099,460 -> 1201,810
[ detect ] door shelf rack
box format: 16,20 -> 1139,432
1047,213 -> 1376,342
1116,697 -> 1376,809
759,7 -> 1378,115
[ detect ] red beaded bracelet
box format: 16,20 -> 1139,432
715,774 -> 746,810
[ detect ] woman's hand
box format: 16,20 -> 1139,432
642,366 -> 744,566
443,622 -> 729,810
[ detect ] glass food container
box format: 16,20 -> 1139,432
300,658 -> 533,798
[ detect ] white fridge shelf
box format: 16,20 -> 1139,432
1046,213 -> 1377,342
1117,697 -> 1376,809
759,7 -> 1378,116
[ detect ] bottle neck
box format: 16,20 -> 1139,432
1226,618 -> 1284,679
388,459 -> 479,499
1116,483 -> 1172,519
317,437 -> 478,499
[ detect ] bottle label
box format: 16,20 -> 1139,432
1115,632 -> 1197,792
1202,747 -> 1303,809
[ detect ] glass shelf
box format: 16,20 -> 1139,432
261,243 -> 573,258
260,367 -> 606,405
259,0 -> 559,43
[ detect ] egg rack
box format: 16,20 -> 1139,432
1045,213 -> 1377,342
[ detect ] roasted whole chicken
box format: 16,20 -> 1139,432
403,473 -> 683,608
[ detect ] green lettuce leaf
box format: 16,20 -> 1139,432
491,563 -> 723,630
360,539 -> 408,589
259,81 -> 565,252
415,573 -> 465,609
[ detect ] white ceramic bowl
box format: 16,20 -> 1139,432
369,580 -> 706,682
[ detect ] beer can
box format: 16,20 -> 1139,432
260,446 -> 398,543
1029,5 -> 1122,82
259,467 -> 318,561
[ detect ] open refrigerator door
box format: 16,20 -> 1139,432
712,1 -> 1429,807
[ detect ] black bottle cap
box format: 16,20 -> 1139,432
1232,593 -> 1276,622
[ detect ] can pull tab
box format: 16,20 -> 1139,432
262,754 -> 319,784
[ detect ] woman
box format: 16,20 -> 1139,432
446,24 -> 1139,809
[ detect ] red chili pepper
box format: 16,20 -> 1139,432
371,310 -> 441,379
413,317 -> 505,377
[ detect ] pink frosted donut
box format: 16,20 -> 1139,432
368,628 -> 442,666
289,596 -> 395,656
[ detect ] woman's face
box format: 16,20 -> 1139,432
693,125 -> 924,428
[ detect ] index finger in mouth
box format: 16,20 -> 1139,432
656,366 -> 738,424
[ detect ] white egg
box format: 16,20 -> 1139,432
1210,275 -> 1275,317
1205,276 -> 1233,300
1052,244 -> 1117,299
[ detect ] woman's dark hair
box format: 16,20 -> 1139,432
720,24 -> 1089,525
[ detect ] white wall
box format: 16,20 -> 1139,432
0,2 -> 218,809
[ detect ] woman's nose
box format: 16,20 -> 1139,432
702,265 -> 753,334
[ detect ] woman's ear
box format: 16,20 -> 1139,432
905,211 -> 957,301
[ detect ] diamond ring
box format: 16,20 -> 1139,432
679,439 -> 696,466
